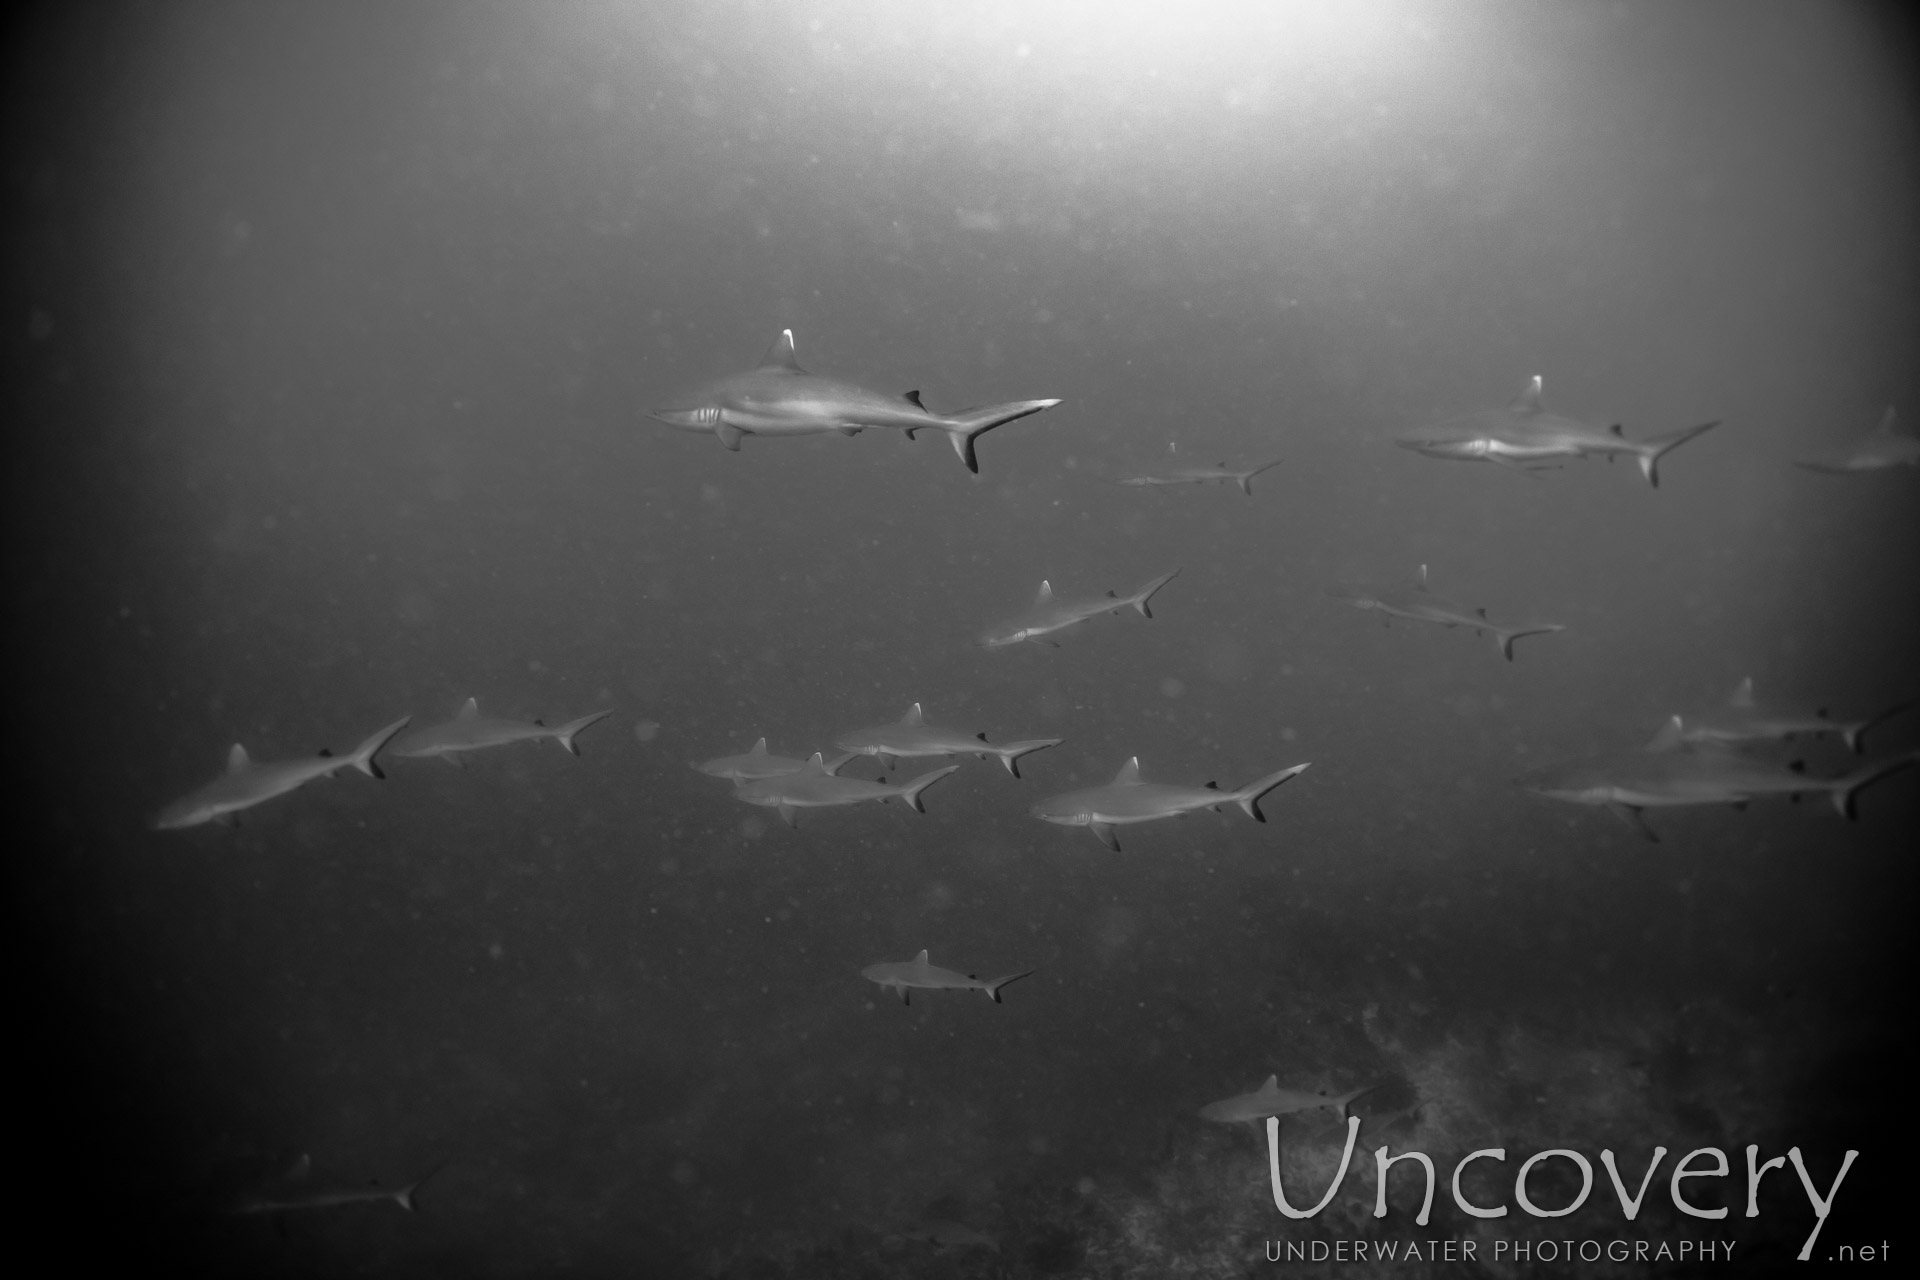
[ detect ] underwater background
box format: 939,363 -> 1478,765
10,1 -> 1917,1274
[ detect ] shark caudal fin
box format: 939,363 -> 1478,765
1239,460 -> 1284,495
1230,762 -> 1311,822
940,399 -> 1063,473
1495,623 -> 1567,662
981,970 -> 1035,1004
1830,751 -> 1920,819
894,765 -> 961,813
1846,698 -> 1915,754
553,710 -> 614,756
1128,567 -> 1183,618
993,738 -> 1063,779
822,750 -> 862,775
1637,420 -> 1720,488
347,716 -> 412,780
1335,1084 -> 1378,1122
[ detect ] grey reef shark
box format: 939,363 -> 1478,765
1518,716 -> 1920,842
1199,1076 -> 1376,1125
980,569 -> 1181,649
1115,457 -> 1283,495
649,328 -> 1062,473
1394,375 -> 1720,488
153,715 -> 411,830
694,737 -> 857,781
1332,564 -> 1565,661
388,697 -> 612,764
1676,677 -> 1911,755
1796,405 -> 1919,473
1030,755 -> 1311,850
228,1155 -> 431,1216
861,949 -> 1033,1006
732,753 -> 959,828
833,702 -> 1062,777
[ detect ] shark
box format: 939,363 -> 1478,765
1116,459 -> 1283,495
1030,756 -> 1311,850
860,949 -> 1033,1005
1676,678 -> 1911,755
833,703 -> 1062,777
153,716 -> 411,830
885,1220 -> 1001,1251
388,697 -> 612,763
229,1155 -> 430,1216
980,569 -> 1181,649
1517,717 -> 1920,841
732,753 -> 959,827
649,329 -> 1062,473
1796,405 -> 1919,473
1332,564 -> 1565,661
693,737 -> 858,781
1199,1076 -> 1375,1125
1394,376 -> 1720,488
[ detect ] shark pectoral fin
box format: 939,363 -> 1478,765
446,753 -> 465,769
715,423 -> 746,451
1607,803 -> 1658,842
778,804 -> 800,828
1090,822 -> 1120,851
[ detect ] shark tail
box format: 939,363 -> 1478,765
982,970 -> 1035,1004
348,716 -> 412,780
941,399 -> 1063,474
1845,698 -> 1915,754
1495,623 -> 1567,662
1337,1084 -> 1378,1122
1239,459 -> 1284,495
995,738 -> 1063,779
1128,567 -> 1183,618
822,750 -> 862,775
1830,750 -> 1920,819
554,709 -> 614,756
1637,420 -> 1720,488
894,765 -> 961,813
1230,762 -> 1311,822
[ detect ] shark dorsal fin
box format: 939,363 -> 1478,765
226,744 -> 250,773
456,697 -> 480,720
1647,716 -> 1687,752
801,752 -> 828,773
1510,375 -> 1545,415
287,1153 -> 312,1182
900,703 -> 924,727
912,949 -> 929,965
1034,580 -> 1053,606
903,389 -> 926,410
1113,757 -> 1142,785
1260,1074 -> 1279,1092
1608,423 -> 1624,437
758,329 -> 803,372
748,737 -> 769,755
1729,678 -> 1755,709
1416,564 -> 1430,591
1874,406 -> 1903,436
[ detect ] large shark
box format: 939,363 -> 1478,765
860,949 -> 1033,1005
1332,564 -> 1565,661
388,697 -> 612,763
732,753 -> 959,827
1394,376 -> 1720,488
1116,459 -> 1283,495
1030,756 -> 1311,850
1199,1076 -> 1375,1125
833,703 -> 1061,777
1796,406 -> 1919,473
1677,678 -> 1911,755
153,716 -> 411,830
694,737 -> 858,781
229,1155 -> 430,1216
649,329 -> 1062,473
1518,717 -> 1920,841
980,569 -> 1181,649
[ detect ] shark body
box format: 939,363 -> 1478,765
1797,406 -> 1919,473
833,703 -> 1061,777
1332,564 -> 1565,661
1116,459 -> 1282,495
694,737 -> 857,781
1394,376 -> 1719,488
229,1155 -> 428,1216
980,569 -> 1181,649
389,698 -> 611,762
732,753 -> 959,827
1031,756 -> 1310,850
649,329 -> 1061,472
1677,678 -> 1910,755
860,949 -> 1033,1005
1199,1076 -> 1375,1125
886,1220 -> 1001,1251
153,716 -> 411,830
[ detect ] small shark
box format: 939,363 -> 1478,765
1796,406 -> 1919,473
388,697 -> 612,763
1677,678 -> 1911,755
1518,717 -> 1920,841
1116,459 -> 1283,495
1332,564 -> 1565,661
1030,756 -> 1311,850
649,329 -> 1062,472
980,569 -> 1181,649
1394,376 -> 1719,488
833,703 -> 1062,777
693,737 -> 858,781
153,716 -> 411,830
1199,1076 -> 1375,1125
861,949 -> 1033,1005
732,753 -> 959,827
229,1154 -> 431,1215
885,1220 -> 1001,1251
